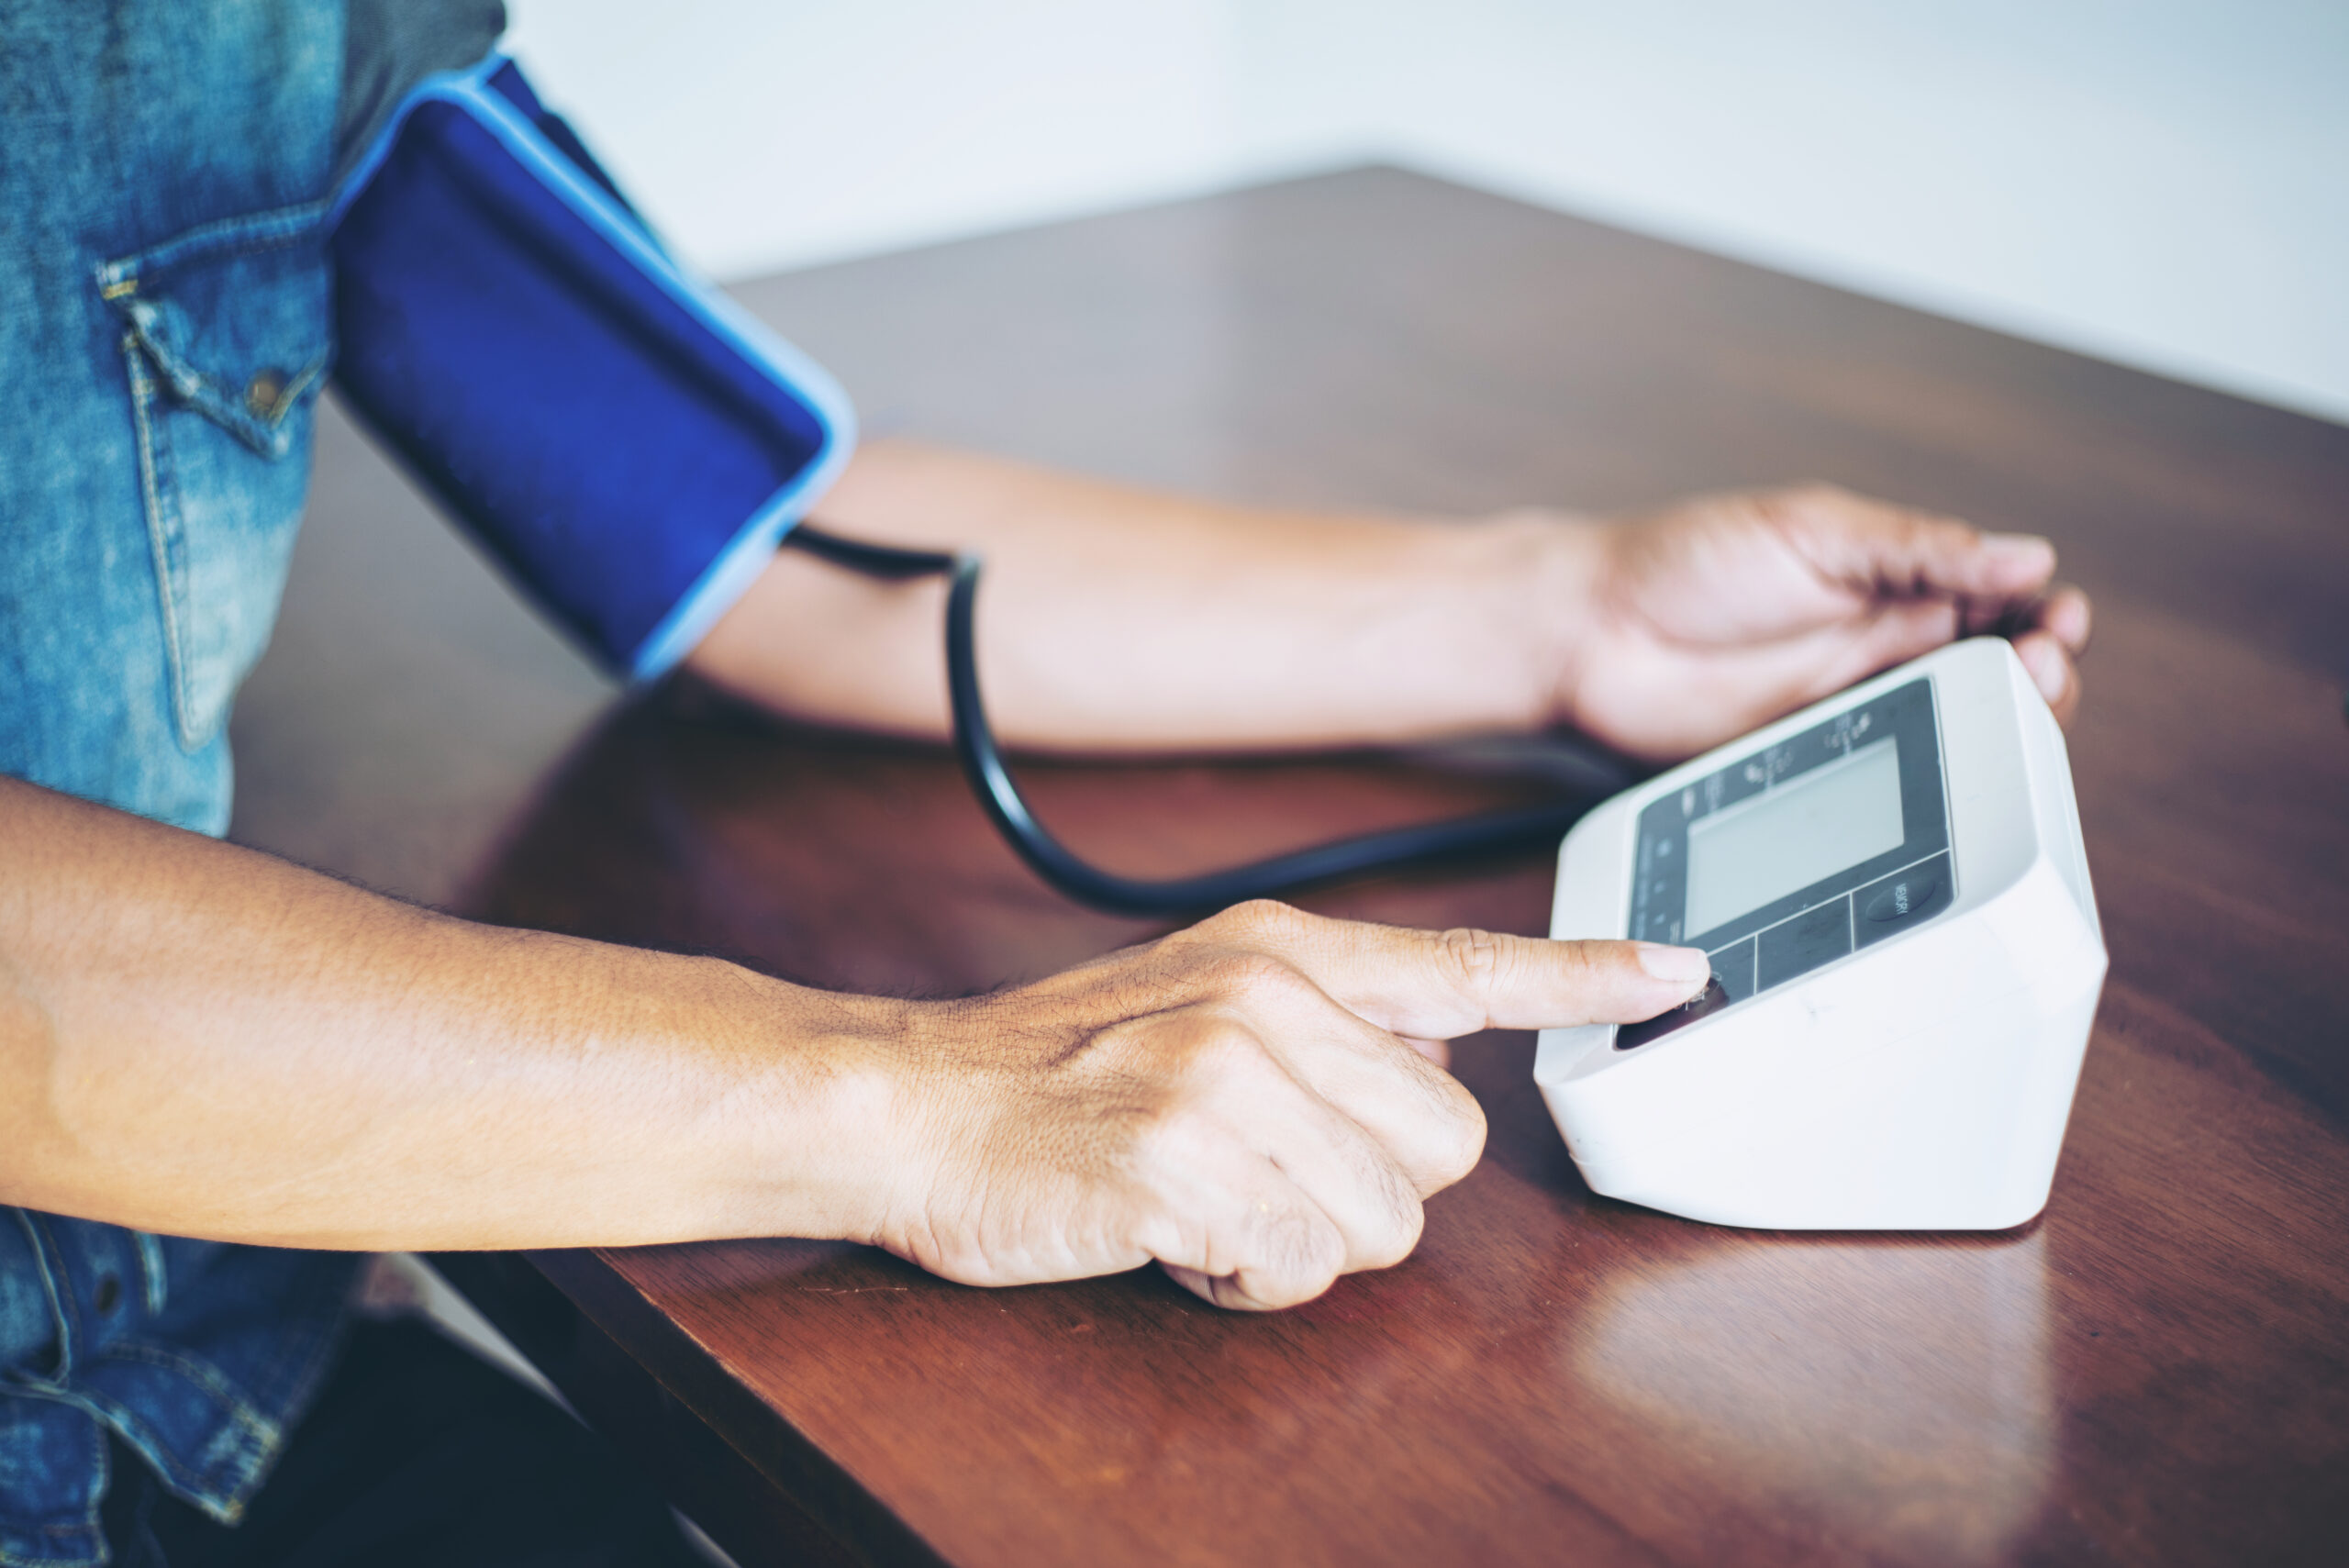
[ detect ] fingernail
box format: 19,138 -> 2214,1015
1637,943 -> 1713,986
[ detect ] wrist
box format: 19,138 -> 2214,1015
696,969 -> 923,1246
1472,506 -> 1609,731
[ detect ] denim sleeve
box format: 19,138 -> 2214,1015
335,0 -> 507,185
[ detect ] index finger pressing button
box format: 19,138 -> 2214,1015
1614,973 -> 1731,1051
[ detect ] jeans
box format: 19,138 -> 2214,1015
96,1321 -> 701,1568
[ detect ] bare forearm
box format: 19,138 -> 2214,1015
0,777 -> 899,1251
686,440 -> 1599,751
0,785 -> 1707,1309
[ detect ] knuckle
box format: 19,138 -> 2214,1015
1434,926 -> 1509,1001
1139,1009 -> 1276,1098
1437,1098 -> 1475,1183
1255,1205 -> 1345,1303
1364,1193 -> 1426,1272
1347,1149 -> 1427,1271
1439,1118 -> 1486,1187
1125,1096 -> 1213,1177
1204,898 -> 1307,947
1765,482 -> 1846,517
1564,938 -> 1632,985
1184,1027 -> 1268,1089
1196,948 -> 1312,1006
1425,1091 -> 1488,1189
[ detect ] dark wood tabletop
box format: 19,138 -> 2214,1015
230,167 -> 2349,1568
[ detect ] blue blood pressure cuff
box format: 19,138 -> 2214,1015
328,56 -> 854,679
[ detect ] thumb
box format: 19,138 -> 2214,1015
1215,904 -> 1713,1040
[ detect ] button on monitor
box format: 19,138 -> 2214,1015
1615,973 -> 1733,1051
1867,873 -> 1937,922
1757,896 -> 1854,989
1854,853 -> 1954,948
1611,936 -> 1757,1051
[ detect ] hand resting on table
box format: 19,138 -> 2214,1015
862,900 -> 1711,1309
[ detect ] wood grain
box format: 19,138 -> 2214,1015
234,168 -> 2349,1567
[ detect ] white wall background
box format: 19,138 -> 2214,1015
504,0 -> 2349,424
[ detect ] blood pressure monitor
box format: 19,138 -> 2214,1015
1534,638 -> 2107,1230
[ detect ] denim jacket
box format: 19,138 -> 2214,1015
5,5 -> 380,1561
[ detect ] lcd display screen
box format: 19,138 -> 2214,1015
1684,738 -> 1906,937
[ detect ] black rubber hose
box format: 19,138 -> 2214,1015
783,524 -> 1604,917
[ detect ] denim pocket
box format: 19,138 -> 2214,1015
97,202 -> 333,751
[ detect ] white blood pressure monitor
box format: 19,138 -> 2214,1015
1534,638 -> 2107,1230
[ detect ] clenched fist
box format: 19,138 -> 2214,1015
860,901 -> 1712,1309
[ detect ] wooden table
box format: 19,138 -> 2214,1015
231,168 -> 2349,1568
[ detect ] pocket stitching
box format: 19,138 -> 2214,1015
119,336 -> 206,754
93,197 -> 328,295
96,202 -> 333,753
95,200 -> 333,461
115,304 -> 328,462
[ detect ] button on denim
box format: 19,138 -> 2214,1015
1,5 -> 363,1562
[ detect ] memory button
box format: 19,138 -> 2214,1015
1855,853 -> 1954,948
1867,873 -> 1937,922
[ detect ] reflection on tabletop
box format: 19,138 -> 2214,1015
1574,1233 -> 2051,1565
